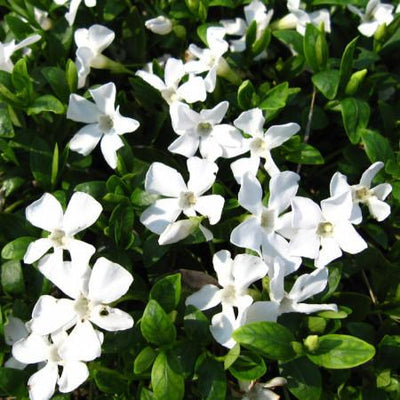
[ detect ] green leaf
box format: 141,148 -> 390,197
0,367 -> 29,397
109,203 -> 135,249
141,299 -> 176,346
233,322 -> 296,360
345,69 -> 367,96
65,59 -> 78,93
12,59 -> 33,100
150,273 -> 181,313
152,351 -> 184,400
134,346 -> 157,374
29,137 -> 52,189
340,98 -> 370,144
143,235 -> 169,268
245,20 -> 258,49
237,80 -> 257,110
1,237 -> 34,260
1,260 -> 25,294
184,305 -> 212,344
306,334 -> 376,369
0,138 -> 19,165
229,351 -> 266,381
338,37 -> 358,94
185,0 -> 208,21
140,388 -> 156,400
51,143 -> 59,189
361,129 -> 394,163
312,69 -> 340,100
27,95 -> 65,115
259,82 -> 300,112
283,136 -> 324,165
74,181 -> 107,200
93,368 -> 128,394
0,105 -> 14,138
196,355 -> 226,400
42,66 -> 70,103
224,343 -> 240,370
281,357 -> 322,400
251,27 -> 271,57
273,30 -> 304,56
303,24 -> 328,72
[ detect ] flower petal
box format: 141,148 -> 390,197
12,333 -> 49,364
100,134 -> 124,169
168,134 -> 199,158
200,101 -> 229,125
367,197 -> 391,221
210,308 -> 237,349
158,219 -> 196,245
135,70 -> 166,91
231,156 -> 259,184
69,123 -> 102,156
112,107 -> 140,135
89,305 -> 133,331
145,162 -> 186,197
268,171 -> 300,215
187,157 -> 218,195
4,316 -> 28,346
67,239 -> 96,269
177,76 -> 207,103
87,24 -> 115,53
315,237 -> 342,268
88,257 -> 133,304
28,363 -> 58,400
232,253 -> 268,291
164,58 -> 185,88
185,284 -> 222,311
26,193 -> 63,232
58,361 -> 89,393
238,172 -> 263,215
291,196 -> 322,229
321,191 -> 352,223
230,217 -> 262,254
89,82 -> 116,115
67,94 -> 99,123
334,221 -> 367,254
23,238 -> 53,264
234,108 -> 265,137
330,171 -> 350,196
265,122 -> 300,149
244,301 -> 279,323
194,194 -> 224,225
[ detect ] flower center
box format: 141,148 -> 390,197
162,88 -> 180,104
49,229 -> 68,248
353,186 -> 371,203
260,209 -> 276,233
98,114 -> 114,133
197,122 -> 212,137
47,344 -> 61,363
74,296 -> 90,320
220,284 -> 239,305
250,137 -> 267,156
317,221 -> 334,238
179,191 -> 197,209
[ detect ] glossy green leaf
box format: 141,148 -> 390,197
134,346 -> 157,374
42,66 -> 70,103
150,273 -> 181,313
229,351 -> 266,381
361,129 -> 394,163
303,24 -> 328,72
312,69 -> 340,99
141,299 -> 176,346
0,105 -> 14,138
184,305 -> 211,344
152,351 -> 184,400
233,321 -> 296,360
109,203 -> 135,249
27,95 -> 65,115
338,37 -> 358,93
196,355 -> 226,400
306,334 -> 376,369
1,236 -> 34,260
1,260 -> 25,294
340,98 -> 370,144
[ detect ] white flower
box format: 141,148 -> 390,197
168,101 -> 245,160
24,192 -> 102,269
330,161 -> 392,222
231,171 -> 301,274
145,16 -> 173,35
246,258 -> 337,323
221,0 -> 273,54
67,82 -> 140,168
13,330 -> 97,400
186,250 -> 268,348
278,0 -> 330,35
136,58 -> 207,105
289,191 -> 368,268
0,34 -> 41,72
55,0 -> 96,26
28,257 -> 134,360
140,157 -> 225,245
185,27 -> 229,92
74,24 -> 115,88
348,0 -> 394,37
230,108 -> 300,181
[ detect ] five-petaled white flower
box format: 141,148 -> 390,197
289,191 -> 368,268
186,250 -> 268,348
348,0 -> 394,37
28,257 -> 133,361
169,101 -> 245,161
230,108 -> 300,181
0,34 -> 41,72
67,82 -> 140,168
145,16 -> 173,35
74,24 -> 115,88
221,0 -> 273,55
246,258 -> 337,323
136,57 -> 207,105
330,161 -> 392,222
140,157 -> 224,245
24,192 -> 102,269
185,27 -> 230,93
13,330 -> 98,400
230,171 -> 301,274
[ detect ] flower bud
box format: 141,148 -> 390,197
145,16 -> 173,35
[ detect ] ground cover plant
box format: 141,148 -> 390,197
0,0 -> 400,399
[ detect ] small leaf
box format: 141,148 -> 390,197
134,346 -> 157,374
27,95 -> 65,115
42,66 -> 70,103
306,334 -> 375,369
141,299 -> 176,346
0,105 -> 14,138
361,129 -> 394,163
93,368 -> 128,394
150,273 -> 181,313
151,351 -> 184,400
2,237 -> 35,260
109,203 -> 135,249
233,321 -> 296,360
196,355 -> 226,400
184,305 -> 212,344
237,80 -> 257,110
65,59 -> 78,93
1,260 -> 25,294
340,98 -> 370,144
303,24 -> 328,72
229,351 -> 266,381
338,37 -> 358,94
312,69 -> 340,100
